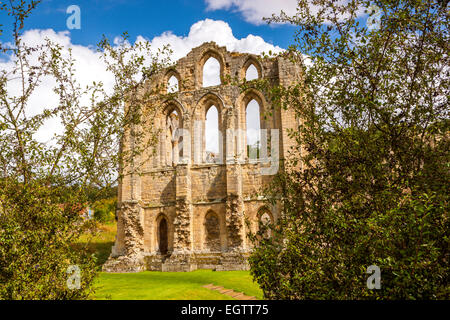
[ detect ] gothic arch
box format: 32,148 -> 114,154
155,213 -> 173,254
241,56 -> 263,81
162,102 -> 184,166
197,49 -> 225,88
162,99 -> 186,116
257,206 -> 273,223
195,93 -> 226,163
257,206 -> 273,238
236,89 -> 271,160
237,88 -> 268,118
195,92 -> 225,120
205,105 -> 220,162
165,69 -> 182,93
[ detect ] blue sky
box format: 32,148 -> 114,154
0,0 -> 374,145
1,0 -> 306,144
1,0 -> 297,50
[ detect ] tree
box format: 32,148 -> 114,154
92,197 -> 117,224
0,0 -> 171,299
248,0 -> 449,299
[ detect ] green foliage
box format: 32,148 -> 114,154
0,0 -> 171,299
92,197 -> 117,224
0,180 -> 97,299
75,222 -> 117,268
249,0 -> 449,299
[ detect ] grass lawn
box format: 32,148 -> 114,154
77,221 -> 264,300
94,270 -> 263,300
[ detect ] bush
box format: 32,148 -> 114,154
0,181 -> 98,300
249,0 -> 449,299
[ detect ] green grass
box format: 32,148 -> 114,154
77,221 -> 263,300
94,270 -> 263,300
76,222 -> 117,268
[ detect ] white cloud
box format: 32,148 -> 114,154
1,19 -> 284,144
0,29 -> 113,144
142,18 -> 283,61
205,0 -> 368,25
203,57 -> 221,87
205,0 -> 298,25
245,64 -> 258,80
167,75 -> 179,93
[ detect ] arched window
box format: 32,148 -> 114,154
258,210 -> 273,239
166,109 -> 181,166
246,99 -> 261,160
203,57 -> 221,87
159,217 -> 168,254
205,105 -> 219,163
204,211 -> 221,251
245,64 -> 258,81
167,75 -> 179,93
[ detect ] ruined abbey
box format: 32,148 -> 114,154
103,42 -> 301,272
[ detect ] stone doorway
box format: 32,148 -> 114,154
159,218 -> 168,254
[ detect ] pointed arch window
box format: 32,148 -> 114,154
205,105 -> 219,163
167,75 -> 179,93
245,64 -> 258,81
203,57 -> 221,87
166,109 -> 181,166
258,209 -> 273,239
158,217 -> 168,254
246,99 -> 261,160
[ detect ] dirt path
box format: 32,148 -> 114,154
203,283 -> 258,300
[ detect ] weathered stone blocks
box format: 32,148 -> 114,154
103,41 -> 300,272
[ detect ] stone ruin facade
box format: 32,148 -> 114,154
103,42 -> 301,272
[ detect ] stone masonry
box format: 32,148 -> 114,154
103,42 -> 301,272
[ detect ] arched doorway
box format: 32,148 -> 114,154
159,217 -> 168,254
204,211 -> 221,251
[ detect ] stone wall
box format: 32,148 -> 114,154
103,42 -> 301,272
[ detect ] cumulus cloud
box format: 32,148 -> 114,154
0,29 -> 114,143
1,19 -> 284,143
205,0 -> 368,25
142,18 -> 283,61
205,0 -> 298,25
